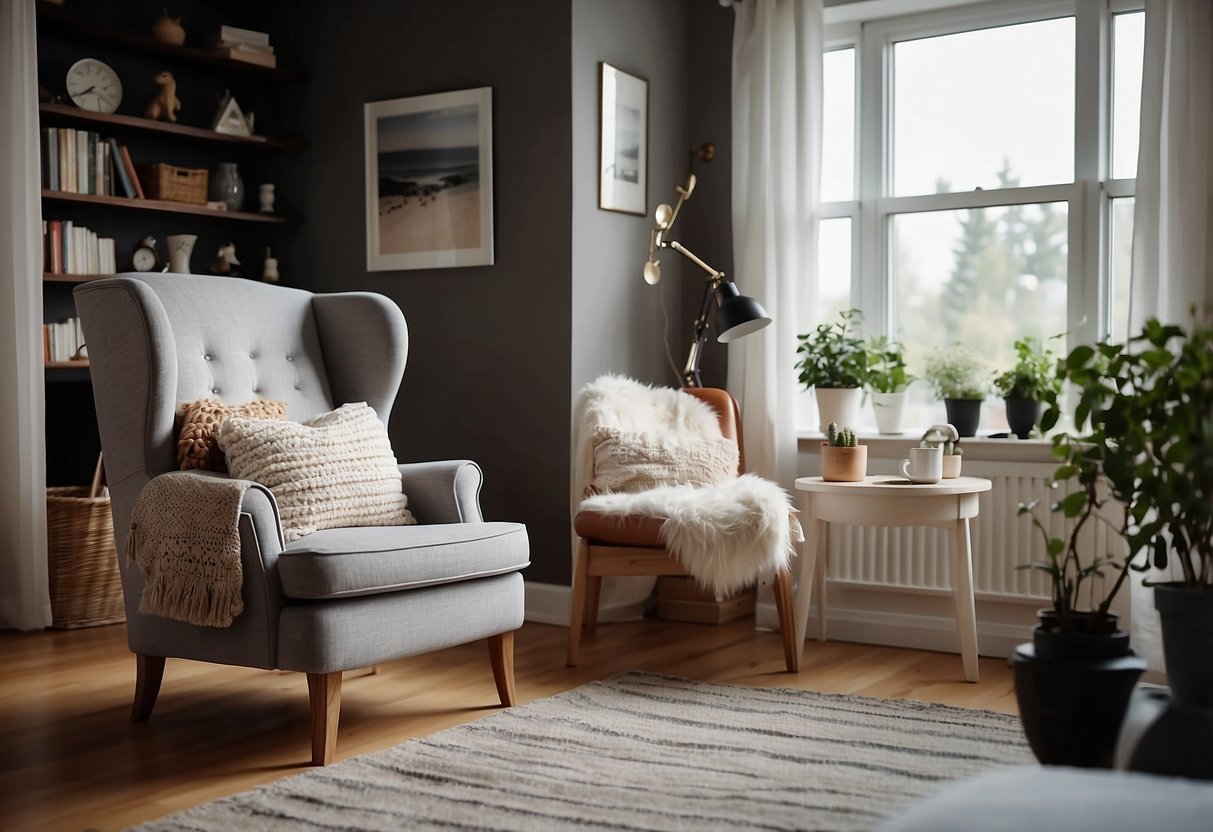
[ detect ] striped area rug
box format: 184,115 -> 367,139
135,672 -> 1033,831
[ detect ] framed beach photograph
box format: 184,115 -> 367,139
364,87 -> 494,271
598,63 -> 648,216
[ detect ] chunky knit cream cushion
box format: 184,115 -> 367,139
218,402 -> 416,542
589,425 -> 739,495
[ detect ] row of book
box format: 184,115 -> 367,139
41,128 -> 146,199
211,24 -> 276,68
44,318 -> 87,364
42,220 -> 118,276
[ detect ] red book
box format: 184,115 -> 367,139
49,220 -> 62,273
119,145 -> 145,199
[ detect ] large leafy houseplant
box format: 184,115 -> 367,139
923,344 -> 988,436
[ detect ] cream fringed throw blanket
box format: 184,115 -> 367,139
128,472 -> 251,627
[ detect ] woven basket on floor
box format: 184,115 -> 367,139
47,460 -> 124,628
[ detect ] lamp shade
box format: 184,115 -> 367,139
714,282 -> 772,343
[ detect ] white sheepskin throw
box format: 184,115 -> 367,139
581,475 -> 801,598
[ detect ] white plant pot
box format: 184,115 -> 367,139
814,387 -> 863,434
871,391 -> 908,435
942,454 -> 962,479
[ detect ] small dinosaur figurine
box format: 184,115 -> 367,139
144,70 -> 181,123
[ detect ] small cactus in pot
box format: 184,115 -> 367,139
822,422 -> 867,482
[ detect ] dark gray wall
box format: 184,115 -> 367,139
285,0 -> 574,583
283,0 -> 733,588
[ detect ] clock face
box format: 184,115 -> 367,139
132,246 -> 157,272
66,58 -> 123,114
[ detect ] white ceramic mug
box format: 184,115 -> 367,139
900,446 -> 943,484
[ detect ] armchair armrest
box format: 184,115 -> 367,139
398,460 -> 483,524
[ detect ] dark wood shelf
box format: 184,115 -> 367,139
39,104 -> 306,152
42,190 -> 295,224
35,2 -> 305,84
43,272 -> 113,284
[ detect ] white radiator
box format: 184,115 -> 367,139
825,460 -> 1111,605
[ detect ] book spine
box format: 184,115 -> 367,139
94,134 -> 103,196
101,140 -> 110,196
64,129 -> 75,193
120,145 -> 144,198
109,139 -> 134,198
76,130 -> 88,194
63,220 -> 73,273
57,129 -> 68,192
49,220 -> 61,273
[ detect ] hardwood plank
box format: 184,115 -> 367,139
42,190 -> 293,224
0,619 -> 1017,831
38,104 -> 306,152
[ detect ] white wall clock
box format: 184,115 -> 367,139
65,58 -> 123,114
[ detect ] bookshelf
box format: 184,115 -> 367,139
37,2 -> 305,487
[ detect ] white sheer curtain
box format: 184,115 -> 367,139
0,0 -> 50,630
1127,0 -> 1213,674
729,0 -> 822,487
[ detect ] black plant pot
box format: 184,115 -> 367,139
1155,583 -> 1213,709
1012,617 -> 1146,768
1004,397 -> 1042,440
944,398 -> 982,437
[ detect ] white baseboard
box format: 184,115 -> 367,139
533,580 -> 1034,658
524,581 -> 644,626
757,600 -> 1034,659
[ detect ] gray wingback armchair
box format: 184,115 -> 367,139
74,274 -> 529,765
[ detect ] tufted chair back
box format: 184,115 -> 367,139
75,274 -> 408,559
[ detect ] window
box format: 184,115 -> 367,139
807,1 -> 1144,434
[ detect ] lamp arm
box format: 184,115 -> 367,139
666,239 -> 725,280
682,271 -> 724,387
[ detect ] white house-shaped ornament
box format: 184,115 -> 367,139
212,94 -> 251,136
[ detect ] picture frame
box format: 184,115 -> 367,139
364,87 -> 494,271
598,63 -> 648,216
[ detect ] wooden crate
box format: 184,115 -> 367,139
137,163 -> 208,205
656,576 -> 756,624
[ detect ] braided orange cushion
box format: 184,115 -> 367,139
177,398 -> 287,472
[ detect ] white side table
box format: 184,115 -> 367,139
793,475 -> 992,682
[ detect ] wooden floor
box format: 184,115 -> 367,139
0,618 -> 1017,831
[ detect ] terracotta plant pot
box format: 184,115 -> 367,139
821,443 -> 867,482
151,15 -> 186,46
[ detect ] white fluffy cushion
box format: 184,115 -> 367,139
218,402 -> 416,542
590,426 -> 738,495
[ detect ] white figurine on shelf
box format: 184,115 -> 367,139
262,248 -> 279,283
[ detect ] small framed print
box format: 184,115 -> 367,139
364,86 -> 494,271
598,63 -> 648,216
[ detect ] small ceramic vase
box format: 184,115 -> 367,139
258,183 -> 275,213
166,234 -> 197,274
209,162 -> 244,212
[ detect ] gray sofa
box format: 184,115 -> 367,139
75,274 -> 529,765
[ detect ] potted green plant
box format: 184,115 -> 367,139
821,422 -> 866,482
796,308 -> 868,434
922,344 -> 988,437
865,335 -> 913,435
992,336 -> 1062,439
1012,422 -> 1145,768
1045,318 -> 1213,714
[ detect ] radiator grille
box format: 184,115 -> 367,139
824,460 -> 1106,603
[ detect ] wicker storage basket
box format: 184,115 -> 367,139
47,472 -> 125,628
137,163 -> 208,205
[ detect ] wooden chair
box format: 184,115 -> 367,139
567,387 -> 799,671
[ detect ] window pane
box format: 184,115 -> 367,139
1110,197 -> 1134,343
893,18 -> 1075,196
816,217 -> 853,323
822,48 -> 855,202
893,203 -> 1069,432
1112,12 -> 1144,180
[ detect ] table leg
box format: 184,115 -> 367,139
951,517 -> 979,683
814,520 -> 828,642
793,513 -> 821,666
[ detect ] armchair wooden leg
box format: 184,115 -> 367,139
307,671 -> 342,766
585,575 -> 603,635
131,654 -> 165,722
567,537 -> 589,666
488,631 -> 517,707
772,569 -> 799,673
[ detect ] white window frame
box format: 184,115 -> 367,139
822,0 -> 1141,359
